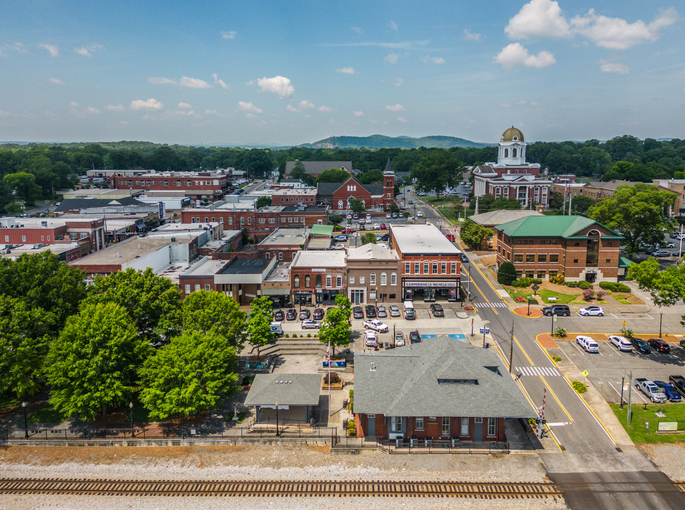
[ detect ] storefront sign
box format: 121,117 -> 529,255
405,281 -> 456,288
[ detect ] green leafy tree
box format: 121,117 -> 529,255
328,213 -> 343,226
45,302 -> 149,419
138,331 -> 239,421
628,258 -> 685,308
0,251 -> 87,330
349,198 -> 365,213
0,180 -> 13,213
84,268 -> 182,343
319,294 -> 352,356
410,151 -> 463,199
497,262 -> 517,285
460,219 -> 491,249
386,202 -> 399,213
289,160 -> 315,185
316,168 -> 351,183
256,196 -> 272,208
182,290 -> 246,349
0,296 -> 52,398
587,183 -> 675,257
4,172 -> 42,205
246,296 -> 273,356
361,232 -> 377,245
357,169 -> 383,184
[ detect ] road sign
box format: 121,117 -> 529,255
623,383 -> 629,391
553,315 -> 557,322
531,284 -> 540,294
582,370 -> 589,377
623,321 -> 626,327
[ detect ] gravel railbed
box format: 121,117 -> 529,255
636,443 -> 685,482
0,445 -> 568,510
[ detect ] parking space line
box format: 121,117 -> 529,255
570,341 -> 586,355
633,386 -> 648,403
607,381 -> 622,400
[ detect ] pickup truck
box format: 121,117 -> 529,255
669,375 -> 685,396
635,378 -> 667,403
362,319 -> 389,333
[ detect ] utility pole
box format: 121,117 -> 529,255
627,370 -> 633,425
509,320 -> 515,374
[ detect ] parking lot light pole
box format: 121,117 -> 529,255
620,376 -> 625,410
527,296 -> 531,316
130,402 -> 134,437
659,312 -> 663,338
550,314 -> 555,336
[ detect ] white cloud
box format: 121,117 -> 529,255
389,21 -> 399,32
221,31 -> 236,39
104,104 -> 126,112
397,117 -> 408,123
70,101 -> 79,108
178,102 -> 192,109
516,100 -> 527,105
179,76 -> 212,89
386,104 -> 405,112
530,100 -> 539,106
499,103 -> 512,108
48,78 -> 64,85
352,27 -> 364,34
142,114 -> 155,121
38,43 -> 59,57
384,52 -> 400,64
70,102 -> 100,117
255,76 -> 295,99
148,77 -> 177,85
238,101 -> 263,114
74,43 -> 103,57
353,110 -> 364,117
463,29 -> 482,41
599,61 -> 630,74
130,98 -> 164,111
422,55 -> 445,64
337,67 -> 356,74
393,77 -> 404,87
571,8 -> 678,50
505,0 -> 571,40
172,109 -> 196,116
245,113 -> 258,119
0,110 -> 11,117
318,105 -> 336,112
205,110 -> 219,115
6,42 -> 28,54
494,43 -> 556,70
299,100 -> 315,110
287,105 -> 301,113
212,73 -> 230,90
84,106 -> 100,114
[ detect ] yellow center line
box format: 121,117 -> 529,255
513,335 -> 534,365
465,268 -> 499,316
539,374 -> 574,422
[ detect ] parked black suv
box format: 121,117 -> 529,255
286,308 -> 298,321
312,308 -> 325,320
429,304 -> 444,317
409,330 -> 421,344
542,304 -> 570,316
365,305 -> 377,319
273,310 -> 285,321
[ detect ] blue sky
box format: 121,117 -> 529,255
0,0 -> 682,146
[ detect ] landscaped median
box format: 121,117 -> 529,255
611,404 -> 685,444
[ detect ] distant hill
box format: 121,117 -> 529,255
303,135 -> 491,149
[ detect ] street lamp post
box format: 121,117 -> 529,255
129,402 -> 134,437
527,296 -> 531,316
659,312 -> 663,338
22,402 -> 28,439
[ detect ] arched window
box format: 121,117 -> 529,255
294,275 -> 300,288
326,275 -> 332,287
316,274 -> 322,288
512,148 -> 517,157
370,273 -> 376,285
504,149 -> 509,158
391,273 -> 397,286
381,273 -> 387,285
338,199 -> 343,209
336,275 -> 342,287
305,274 -> 310,287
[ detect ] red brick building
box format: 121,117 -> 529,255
1,217 -> 106,255
317,161 -> 396,211
271,189 -> 317,206
290,250 -> 346,305
111,171 -> 230,199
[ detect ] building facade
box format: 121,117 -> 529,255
112,171 -> 230,199
290,250 -> 346,305
346,244 -> 401,304
494,215 -> 623,282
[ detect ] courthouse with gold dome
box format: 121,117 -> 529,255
473,127 -> 552,208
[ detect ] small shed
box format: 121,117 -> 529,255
244,373 -> 323,425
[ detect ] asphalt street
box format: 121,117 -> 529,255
411,190 -> 685,510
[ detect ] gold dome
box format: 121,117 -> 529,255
501,126 -> 524,142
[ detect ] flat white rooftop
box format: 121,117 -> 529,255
259,227 -> 309,247
291,250 -> 346,268
390,224 -> 461,255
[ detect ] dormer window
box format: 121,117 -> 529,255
513,136 -> 518,141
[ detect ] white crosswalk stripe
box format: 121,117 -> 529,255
472,302 -> 508,308
518,366 -> 561,377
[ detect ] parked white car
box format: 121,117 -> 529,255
364,330 -> 378,347
301,320 -> 321,329
579,306 -> 604,317
389,305 -> 401,317
609,335 -> 633,352
576,335 -> 600,353
363,319 -> 389,333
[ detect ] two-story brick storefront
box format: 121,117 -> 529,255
290,250 -> 346,306
494,215 -> 623,282
112,171 -> 229,200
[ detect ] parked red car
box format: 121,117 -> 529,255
446,234 -> 455,241
342,227 -> 356,234
648,338 -> 671,353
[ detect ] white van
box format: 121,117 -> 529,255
576,335 -> 599,353
270,322 -> 283,337
403,300 -> 416,320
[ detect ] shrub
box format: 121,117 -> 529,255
531,278 -> 543,284
347,419 -> 356,436
552,356 -> 562,362
284,334 -> 289,338
582,288 -> 595,301
600,281 -> 632,293
578,281 -> 592,290
307,334 -> 311,338
349,389 -> 354,398
512,277 -> 532,288
324,372 -> 340,384
596,290 -> 606,300
565,281 -> 578,288
572,381 -> 587,394
550,273 -> 565,285
554,327 -> 567,339
620,327 -> 634,339
497,262 -> 517,286
242,375 -> 255,386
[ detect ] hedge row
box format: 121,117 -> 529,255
599,281 -> 632,293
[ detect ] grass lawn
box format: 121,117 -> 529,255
226,411 -> 249,423
611,403 -> 685,443
505,287 -> 576,304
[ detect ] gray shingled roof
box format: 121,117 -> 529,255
354,337 -> 534,419
244,373 -> 323,406
56,197 -> 146,211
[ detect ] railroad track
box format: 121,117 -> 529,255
0,478 -> 562,498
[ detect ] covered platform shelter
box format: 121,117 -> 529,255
244,373 -> 323,428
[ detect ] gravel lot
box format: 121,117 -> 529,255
637,443 -> 685,482
0,445 -> 567,510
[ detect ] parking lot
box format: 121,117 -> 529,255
555,335 -> 685,404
